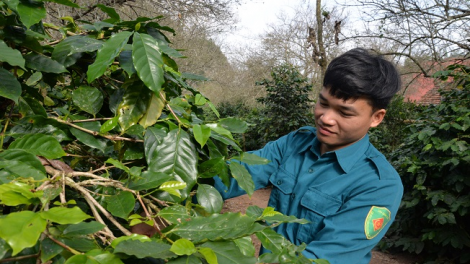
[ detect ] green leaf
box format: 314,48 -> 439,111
206,123 -> 234,140
17,0 -> 46,29
193,124 -> 211,148
110,234 -> 151,248
105,191 -> 135,219
199,241 -> 257,264
132,32 -> 164,93
96,4 -> 120,22
144,126 -> 167,165
207,101 -> 220,118
52,35 -> 103,67
100,116 -> 119,133
210,132 -> 242,152
0,238 -> 11,259
139,93 -> 165,128
159,181 -> 187,198
8,133 -> 66,159
149,129 -> 197,200
232,152 -> 270,165
105,158 -> 130,173
198,247 -> 217,264
128,171 -> 172,191
18,96 -> 47,117
70,126 -> 108,153
234,237 -> 255,257
40,237 -> 64,263
26,71 -> 43,86
229,162 -> 255,197
0,149 -> 47,180
87,31 -> 132,83
0,181 -> 41,206
194,94 -> 207,106
0,211 -> 47,256
168,255 -> 202,264
219,118 -> 248,133
43,0 -> 81,8
0,40 -> 25,69
117,80 -> 152,132
255,228 -> 289,254
196,184 -> 223,214
171,238 -> 197,256
158,205 -> 192,224
198,157 -> 226,179
64,254 -> 99,264
170,212 -> 265,243
63,221 -> 106,236
40,206 -> 92,224
72,86 -> 104,116
113,239 -> 176,259
0,68 -> 22,104
24,53 -> 68,73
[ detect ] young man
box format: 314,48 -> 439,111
215,48 -> 403,264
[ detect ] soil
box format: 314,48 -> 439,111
221,187 -> 419,264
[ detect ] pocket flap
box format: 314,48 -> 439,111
301,188 -> 342,216
269,168 -> 295,195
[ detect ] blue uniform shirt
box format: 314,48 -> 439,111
215,126 -> 403,264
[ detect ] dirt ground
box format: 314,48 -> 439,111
221,187 -> 419,264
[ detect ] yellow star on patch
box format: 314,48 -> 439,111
364,206 -> 391,239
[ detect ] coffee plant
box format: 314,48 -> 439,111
0,1 -> 327,263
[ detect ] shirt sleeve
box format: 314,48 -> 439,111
302,178 -> 403,264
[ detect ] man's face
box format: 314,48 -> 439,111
314,87 -> 386,154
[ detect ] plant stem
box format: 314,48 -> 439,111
0,254 -> 39,263
45,232 -> 82,255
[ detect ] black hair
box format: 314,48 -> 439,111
323,48 -> 401,110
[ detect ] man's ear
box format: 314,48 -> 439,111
370,109 -> 386,128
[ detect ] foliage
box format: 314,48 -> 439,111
382,64 -> 470,263
0,1 -> 326,263
254,64 -> 314,145
369,94 -> 424,153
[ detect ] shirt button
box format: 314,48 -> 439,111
277,180 -> 283,185
308,168 -> 314,173
292,193 -> 296,199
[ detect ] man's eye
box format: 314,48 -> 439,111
340,112 -> 352,117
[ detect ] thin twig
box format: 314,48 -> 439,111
71,118 -> 113,123
137,194 -> 163,236
45,232 -> 82,255
83,195 -> 115,240
0,254 -> 40,263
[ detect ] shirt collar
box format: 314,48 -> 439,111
302,132 -> 370,174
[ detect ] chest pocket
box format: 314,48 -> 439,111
268,168 -> 296,213
297,188 -> 342,243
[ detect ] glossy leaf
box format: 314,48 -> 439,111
96,4 -> 120,22
229,162 -> 255,197
158,204 -> 192,224
18,96 -> 47,117
144,126 -> 167,165
206,123 -> 234,140
0,149 -> 47,180
198,247 -> 217,264
0,39 -> 25,69
255,228 -> 289,254
70,127 -> 108,153
193,124 -> 211,148
105,191 -> 135,219
139,93 -> 165,128
40,206 -> 92,224
149,129 -> 197,200
132,32 -> 164,93
0,68 -> 21,104
171,238 -> 197,256
128,171 -> 171,191
63,221 -> 106,236
219,118 -> 248,133
170,212 -> 265,243
72,86 -> 104,116
0,181 -> 42,206
0,211 -> 47,256
210,132 -> 242,152
26,71 -> 42,86
24,53 -> 68,73
167,255 -> 202,264
234,237 -> 256,257
64,255 -> 99,264
17,0 -> 46,29
100,116 -> 119,133
52,35 -> 102,67
198,157 -> 226,178
40,237 -> 64,263
113,239 -> 176,259
232,152 -> 270,165
199,241 -> 257,264
87,31 -> 132,83
10,115 -> 71,142
117,80 -> 152,132
8,133 -> 66,159
105,158 -> 130,173
196,184 -> 223,214
159,181 -> 187,197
